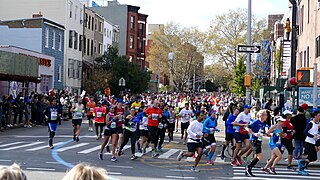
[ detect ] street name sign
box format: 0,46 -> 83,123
237,45 -> 261,53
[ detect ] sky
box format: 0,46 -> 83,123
94,0 -> 290,30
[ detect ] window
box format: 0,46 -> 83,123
299,51 -> 303,68
83,36 -> 86,54
79,35 -> 83,51
45,28 -> 49,48
69,30 -> 73,48
129,56 -> 133,62
52,30 -> 55,49
58,32 -> 62,51
316,36 -> 320,58
85,13 -> 88,28
91,17 -> 94,30
307,0 -> 310,24
139,23 -> 144,35
58,65 -> 62,82
68,59 -> 74,78
78,61 -> 82,80
139,40 -> 143,51
129,36 -> 134,49
80,8 -> 83,24
104,28 -> 107,37
98,43 -> 102,54
94,40 -> 97,53
88,15 -> 91,29
99,22 -> 103,33
74,61 -> 78,78
95,18 -> 97,30
70,2 -> 73,18
301,5 -> 304,33
74,32 -> 78,50
87,38 -> 90,56
91,39 -> 93,56
307,46 -> 309,67
130,16 -> 135,29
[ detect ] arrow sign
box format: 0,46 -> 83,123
237,45 -> 261,53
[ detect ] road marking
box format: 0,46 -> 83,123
26,167 -> 56,171
158,149 -> 179,159
0,142 -> 44,151
0,142 -> 24,148
104,145 -> 130,155
108,172 -> 122,175
78,145 -> 101,154
45,162 -> 60,164
169,169 -> 193,172
184,157 -> 195,162
107,165 -> 133,169
26,142 -> 64,151
213,157 -> 225,163
165,176 -> 196,179
57,143 -> 89,152
0,159 -> 12,162
233,172 -> 320,179
135,147 -> 152,157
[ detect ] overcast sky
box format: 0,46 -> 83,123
95,0 -> 290,30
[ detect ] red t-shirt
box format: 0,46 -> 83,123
145,107 -> 163,127
282,119 -> 294,140
87,102 -> 96,115
94,107 -> 106,123
115,107 -> 124,127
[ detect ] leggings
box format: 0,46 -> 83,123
120,129 -> 137,154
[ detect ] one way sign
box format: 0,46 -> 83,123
237,45 -> 261,53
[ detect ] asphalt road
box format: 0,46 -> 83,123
0,118 -> 320,180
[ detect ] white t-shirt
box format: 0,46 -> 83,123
187,120 -> 203,143
179,109 -> 193,123
234,112 -> 251,132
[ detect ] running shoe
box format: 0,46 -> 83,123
73,135 -> 76,141
96,136 -> 100,140
177,151 -> 184,161
242,156 -> 248,163
269,167 -> 276,174
231,160 -> 238,167
190,166 -> 200,172
152,150 -> 159,158
111,156 -> 117,162
99,154 -> 103,160
49,146 -> 54,149
298,170 -> 309,176
206,160 -> 213,165
236,156 -> 243,165
118,149 -> 123,157
287,165 -> 296,171
131,155 -> 137,160
262,168 -> 270,174
76,136 -> 80,142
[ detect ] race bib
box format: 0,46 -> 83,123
158,123 -> 164,129
168,118 -> 175,123
129,122 -> 136,132
97,112 -> 102,118
51,112 -> 58,121
90,108 -> 94,112
151,114 -> 158,120
110,122 -> 116,129
75,112 -> 82,118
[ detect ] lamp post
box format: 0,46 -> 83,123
118,77 -> 125,97
245,0 -> 252,105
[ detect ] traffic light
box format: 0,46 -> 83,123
296,69 -> 310,83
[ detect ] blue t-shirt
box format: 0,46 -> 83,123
226,114 -> 237,134
248,120 -> 266,141
202,116 -> 218,134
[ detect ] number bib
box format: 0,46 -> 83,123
97,112 -> 103,118
51,112 -> 58,121
90,108 -> 94,112
75,112 -> 82,119
151,114 -> 158,120
158,123 -> 164,129
110,121 -> 117,129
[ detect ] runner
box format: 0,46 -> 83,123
179,103 -> 194,145
114,101 -> 125,152
131,97 -> 141,113
156,103 -> 169,152
202,109 -> 219,165
118,108 -> 139,160
231,104 -> 252,166
137,106 -> 149,154
281,110 -> 295,170
221,108 -> 239,159
71,98 -> 85,142
145,99 -> 163,157
93,102 -> 107,140
177,111 -> 206,172
44,99 -> 62,149
262,116 -> 286,174
245,109 -> 267,177
167,105 -> 176,142
86,97 -> 96,132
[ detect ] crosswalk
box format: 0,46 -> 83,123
233,166 -> 320,179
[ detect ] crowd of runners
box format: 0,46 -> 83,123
2,91 -> 320,177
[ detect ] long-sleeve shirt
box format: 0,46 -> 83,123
202,117 -> 218,134
187,120 -> 203,143
226,114 -> 237,134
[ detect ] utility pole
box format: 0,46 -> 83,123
313,63 -> 318,109
245,0 -> 252,105
290,0 -> 297,78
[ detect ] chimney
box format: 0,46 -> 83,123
32,11 -> 43,18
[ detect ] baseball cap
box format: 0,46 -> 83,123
283,110 -> 293,115
275,116 -> 286,122
243,104 -> 251,109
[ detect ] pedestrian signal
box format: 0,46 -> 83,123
296,70 -> 310,83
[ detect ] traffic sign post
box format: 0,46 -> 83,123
237,45 -> 261,53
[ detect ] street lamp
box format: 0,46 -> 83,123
118,77 -> 125,96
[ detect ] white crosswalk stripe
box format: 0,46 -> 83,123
78,145 -> 101,154
135,147 -> 152,157
0,142 -> 24,148
57,143 -> 89,152
0,142 -> 45,151
158,149 -> 179,159
26,142 -> 64,151
233,166 -> 320,179
104,145 -> 131,155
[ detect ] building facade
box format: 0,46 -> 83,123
0,0 -> 84,95
0,17 -> 65,90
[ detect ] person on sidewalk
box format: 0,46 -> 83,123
177,111 -> 206,172
298,110 -> 320,175
262,116 -> 287,174
245,110 -> 267,177
281,110 -> 295,170
291,106 -> 307,160
231,104 -> 252,166
44,99 -> 62,149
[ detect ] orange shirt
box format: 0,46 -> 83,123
145,107 -> 163,127
94,107 -> 106,123
87,102 -> 96,115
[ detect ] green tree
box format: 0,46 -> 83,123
231,56 -> 246,95
251,78 -> 262,97
204,64 -> 232,90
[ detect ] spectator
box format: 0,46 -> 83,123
0,163 -> 27,180
62,163 -> 108,180
301,103 -> 311,120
